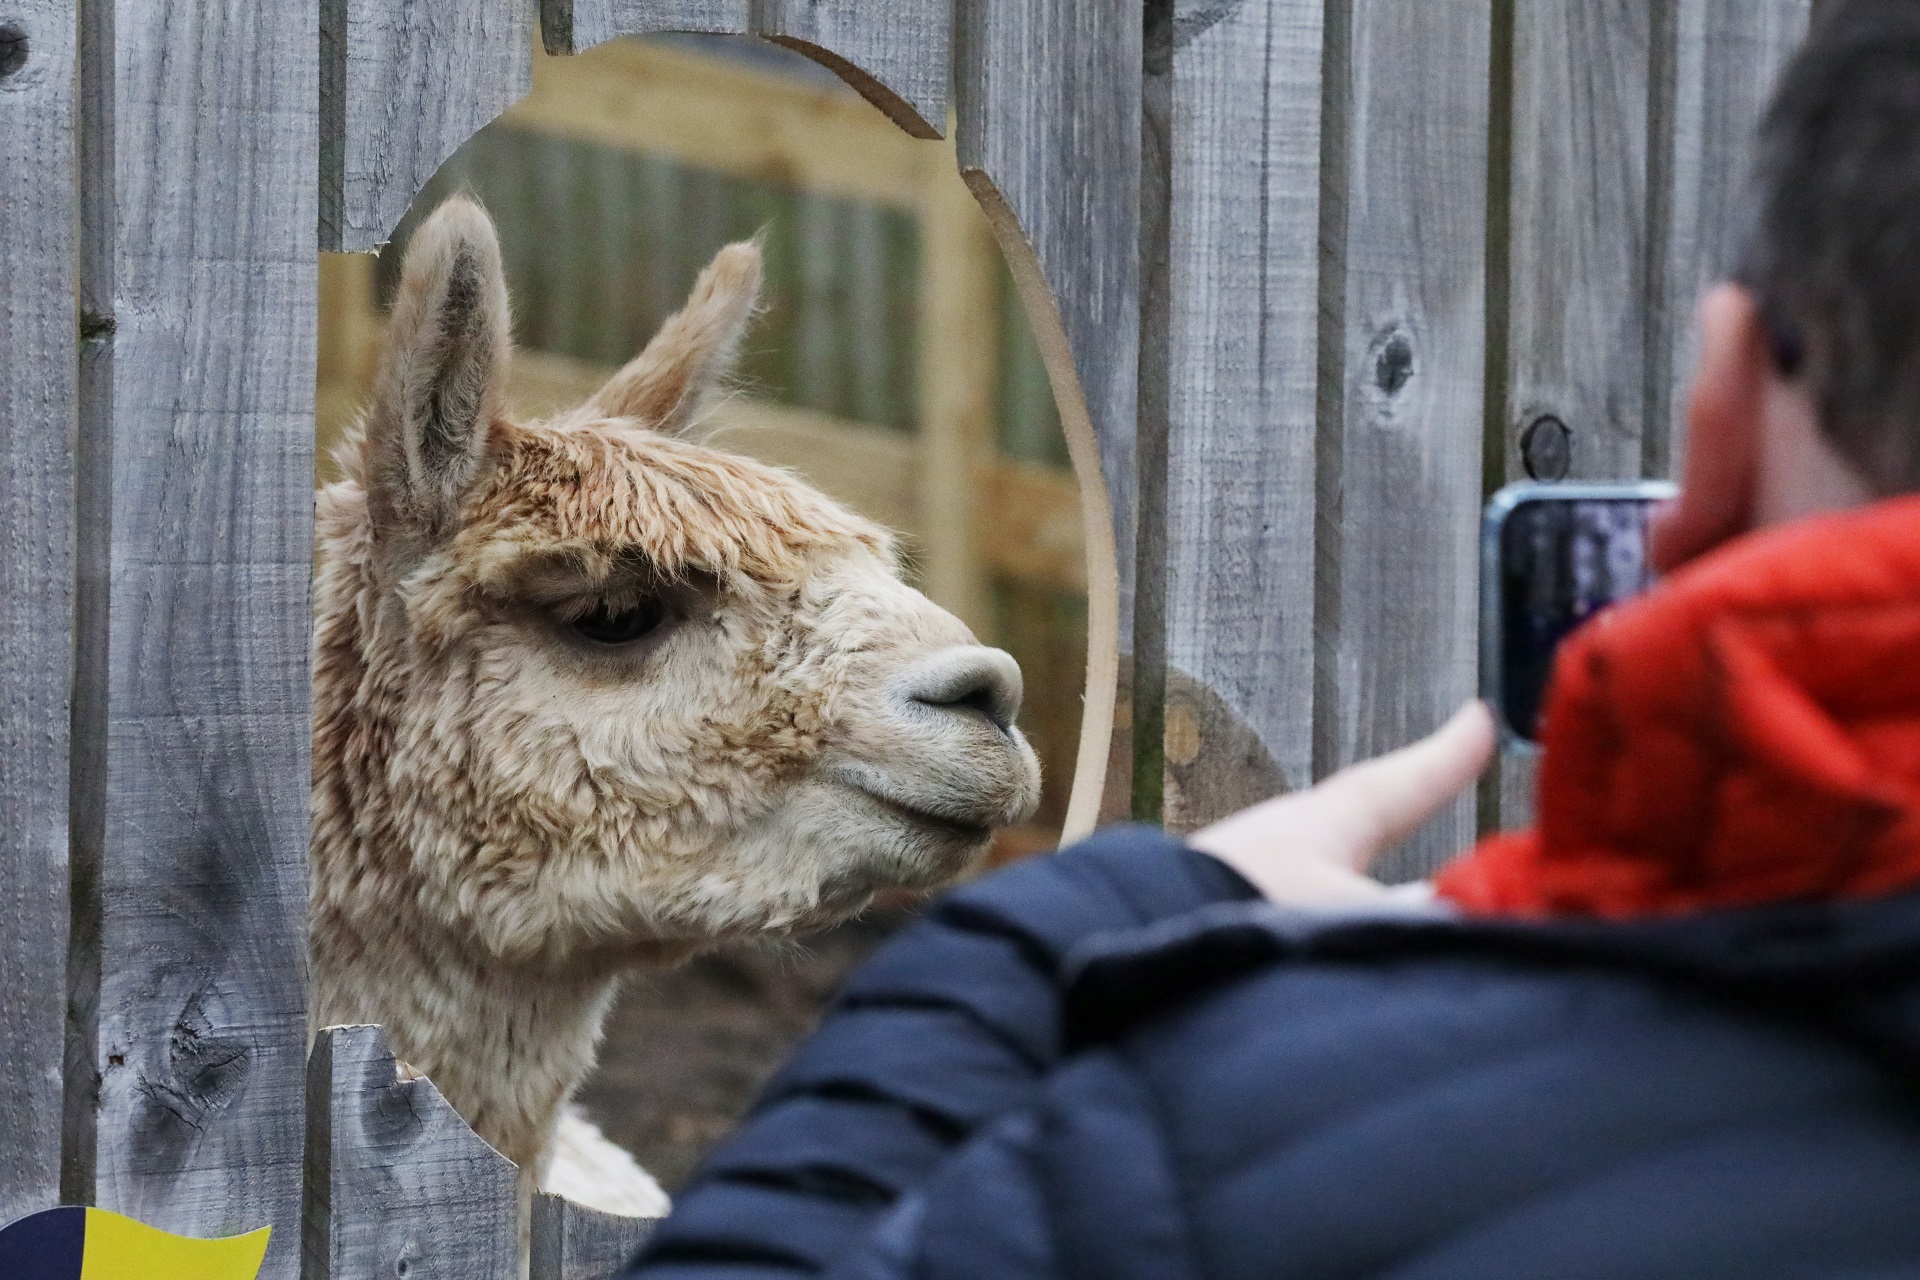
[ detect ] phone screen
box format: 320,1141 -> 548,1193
1493,491 -> 1663,743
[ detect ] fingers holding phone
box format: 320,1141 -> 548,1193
1189,481 -> 1669,908
1187,702 -> 1495,906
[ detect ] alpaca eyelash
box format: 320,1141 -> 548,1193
568,596 -> 672,647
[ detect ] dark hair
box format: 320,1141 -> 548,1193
1737,0 -> 1920,493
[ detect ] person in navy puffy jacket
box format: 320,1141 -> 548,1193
625,4 -> 1920,1275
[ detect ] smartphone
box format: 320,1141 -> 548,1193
1480,480 -> 1677,748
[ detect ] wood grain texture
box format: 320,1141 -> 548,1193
548,0 -> 750,51
529,1193 -> 656,1280
545,2 -> 948,141
1507,0 -> 1651,483
955,0 -> 1140,836
1132,0 -> 1171,824
305,1026 -> 519,1280
1652,0 -> 1809,474
1161,0 -> 1325,831
1315,0 -> 1490,880
0,0 -> 75,1220
78,3 -> 315,1273
1494,0 -> 1654,831
758,1 -> 950,139
322,0 -> 533,250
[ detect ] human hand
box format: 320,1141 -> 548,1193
1186,702 -> 1496,905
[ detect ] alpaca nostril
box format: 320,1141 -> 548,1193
902,647 -> 1023,735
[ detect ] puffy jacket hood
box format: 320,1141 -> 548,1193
1440,494 -> 1920,918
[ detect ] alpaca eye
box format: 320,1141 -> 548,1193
571,599 -> 667,646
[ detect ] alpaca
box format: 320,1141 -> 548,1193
311,197 -> 1043,1217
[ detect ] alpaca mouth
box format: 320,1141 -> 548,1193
848,787 -> 994,844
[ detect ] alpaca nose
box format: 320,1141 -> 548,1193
900,647 -> 1023,735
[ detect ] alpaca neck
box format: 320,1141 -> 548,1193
311,900 -> 622,1172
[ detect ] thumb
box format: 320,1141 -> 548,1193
1310,701 -> 1497,871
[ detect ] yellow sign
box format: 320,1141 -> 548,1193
0,1206 -> 269,1280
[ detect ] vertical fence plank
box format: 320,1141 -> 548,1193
305,1027 -> 519,1280
757,1 -> 951,139
1316,1 -> 1491,880
546,0 -> 749,52
0,0 -> 75,1221
1652,0 -> 1811,475
74,3 -> 315,1273
323,0 -> 534,251
1134,1 -> 1172,827
529,1194 -> 656,1280
544,3 -> 949,142
1159,0 -> 1325,831
955,0 -> 1141,834
1506,1 -> 1652,485
1492,0 -> 1654,830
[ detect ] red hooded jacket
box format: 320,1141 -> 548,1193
1437,494 -> 1920,918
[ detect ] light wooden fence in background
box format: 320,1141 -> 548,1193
0,1 -> 1812,1276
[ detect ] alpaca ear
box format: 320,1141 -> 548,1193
364,196 -> 512,534
583,241 -> 762,433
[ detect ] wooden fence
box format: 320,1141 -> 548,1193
0,1 -> 1811,1276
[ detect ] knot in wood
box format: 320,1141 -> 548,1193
0,24 -> 27,78
1371,328 -> 1415,397
1520,414 -> 1572,481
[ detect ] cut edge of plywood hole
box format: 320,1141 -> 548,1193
763,35 -> 944,140
960,172 -> 1118,844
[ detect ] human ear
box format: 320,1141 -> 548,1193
1648,283 -> 1768,573
363,196 -> 512,536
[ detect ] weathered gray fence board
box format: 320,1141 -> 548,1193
0,0 -> 75,1221
78,3 -> 315,1272
530,1193 -> 657,1280
322,0 -> 533,253
305,1026 -> 519,1280
1493,0 -> 1655,831
550,0 -> 749,48
1133,1 -> 1172,826
1316,0 -> 1491,880
66,0 -> 112,1207
545,3 -> 949,139
323,0 -> 534,251
1653,0 -> 1811,474
1159,0 -> 1325,831
955,0 -> 1140,833
1507,0 -> 1652,484
758,1 -> 950,139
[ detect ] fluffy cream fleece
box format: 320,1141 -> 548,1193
310,197 -> 1041,1215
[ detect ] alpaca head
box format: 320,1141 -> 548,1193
312,197 -> 1043,973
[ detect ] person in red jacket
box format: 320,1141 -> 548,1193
627,4 -> 1920,1276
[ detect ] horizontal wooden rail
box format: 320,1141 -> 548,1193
507,38 -> 936,210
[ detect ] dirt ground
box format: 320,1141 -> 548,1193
573,906 -> 917,1191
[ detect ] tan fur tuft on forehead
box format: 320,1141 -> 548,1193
455,417 -> 896,588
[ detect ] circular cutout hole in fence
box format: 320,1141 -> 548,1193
313,31 -> 1085,1208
